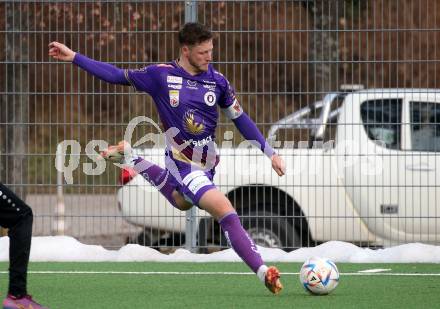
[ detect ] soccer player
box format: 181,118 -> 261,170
0,183 -> 49,308
48,22 -> 286,294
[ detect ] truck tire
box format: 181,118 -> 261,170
125,229 -> 153,246
128,229 -> 184,250
241,211 -> 301,251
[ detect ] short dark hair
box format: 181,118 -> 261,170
178,22 -> 213,46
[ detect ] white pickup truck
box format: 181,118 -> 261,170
117,88 -> 440,250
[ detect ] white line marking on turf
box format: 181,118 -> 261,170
0,271 -> 439,276
0,271 -> 257,275
358,268 -> 392,273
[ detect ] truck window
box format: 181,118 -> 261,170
360,99 -> 402,150
410,101 -> 440,152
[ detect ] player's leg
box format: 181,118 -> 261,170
177,169 -> 283,295
198,189 -> 283,294
0,183 -> 32,298
130,156 -> 193,210
100,141 -> 192,211
171,190 -> 193,210
0,183 -> 48,308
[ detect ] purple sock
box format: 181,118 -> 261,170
219,212 -> 264,273
131,157 -> 178,208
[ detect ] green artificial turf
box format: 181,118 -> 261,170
1,262 -> 439,308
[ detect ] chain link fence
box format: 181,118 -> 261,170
1,0 -> 439,251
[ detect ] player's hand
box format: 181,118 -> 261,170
48,41 -> 76,62
271,154 -> 285,177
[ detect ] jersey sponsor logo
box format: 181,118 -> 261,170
203,84 -> 216,91
183,110 -> 205,135
183,135 -> 213,147
204,91 -> 217,106
168,84 -> 182,90
131,67 -> 148,72
169,90 -> 180,107
186,79 -> 198,90
167,75 -> 183,84
202,79 -> 216,90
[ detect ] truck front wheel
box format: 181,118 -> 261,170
241,211 -> 301,251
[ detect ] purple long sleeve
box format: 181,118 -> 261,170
72,53 -> 129,85
232,112 -> 275,158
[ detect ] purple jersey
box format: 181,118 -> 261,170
124,61 -> 243,169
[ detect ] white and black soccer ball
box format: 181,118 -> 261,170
299,257 -> 339,295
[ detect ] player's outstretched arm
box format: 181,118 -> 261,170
232,112 -> 285,176
48,41 -> 129,85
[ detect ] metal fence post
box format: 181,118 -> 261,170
53,144 -> 66,236
184,0 -> 199,253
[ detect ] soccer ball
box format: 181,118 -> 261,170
299,257 -> 339,295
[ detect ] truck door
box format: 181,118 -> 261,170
337,92 -> 440,245
402,97 -> 440,241
356,97 -> 403,244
